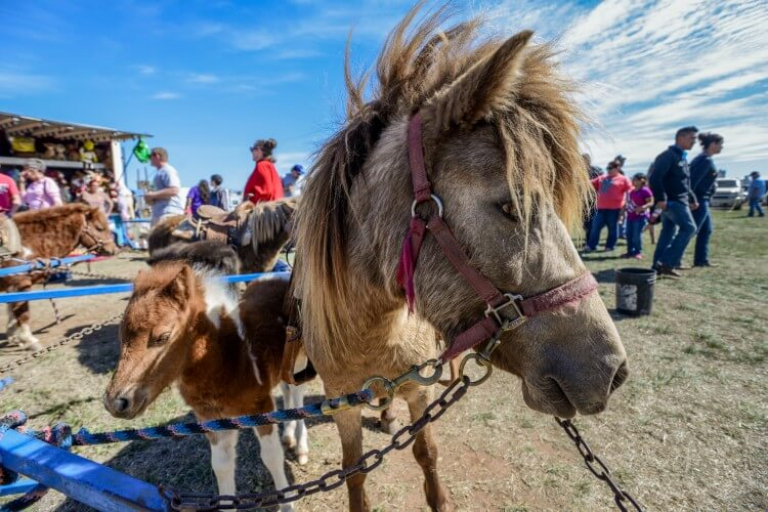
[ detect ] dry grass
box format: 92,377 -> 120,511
1,210 -> 766,511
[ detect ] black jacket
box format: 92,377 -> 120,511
649,145 -> 695,204
689,153 -> 718,202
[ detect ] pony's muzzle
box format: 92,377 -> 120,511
104,388 -> 147,419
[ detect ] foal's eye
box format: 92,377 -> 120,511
499,202 -> 518,221
148,332 -> 172,347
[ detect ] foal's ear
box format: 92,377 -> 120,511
427,30 -> 533,130
162,265 -> 193,302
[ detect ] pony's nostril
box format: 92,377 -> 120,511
114,397 -> 130,413
610,361 -> 629,393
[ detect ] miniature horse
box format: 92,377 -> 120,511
2,204 -> 118,350
104,243 -> 307,508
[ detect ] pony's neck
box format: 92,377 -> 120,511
18,213 -> 83,258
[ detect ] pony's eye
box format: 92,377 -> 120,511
148,332 -> 172,347
499,202 -> 517,221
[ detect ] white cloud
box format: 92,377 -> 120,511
151,91 -> 181,100
0,70 -> 53,97
136,65 -> 156,76
186,73 -> 221,84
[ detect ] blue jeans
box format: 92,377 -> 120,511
653,201 -> 696,267
748,198 -> 765,216
692,200 -> 712,265
587,209 -> 620,250
626,218 -> 647,256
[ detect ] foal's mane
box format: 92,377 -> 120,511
294,4 -> 590,349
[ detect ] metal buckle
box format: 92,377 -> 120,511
411,194 -> 444,218
484,293 -> 526,330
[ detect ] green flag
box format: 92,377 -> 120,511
132,138 -> 150,164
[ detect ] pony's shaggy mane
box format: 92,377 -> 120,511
294,3 -> 591,351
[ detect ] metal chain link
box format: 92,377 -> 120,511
162,375 -> 472,510
555,418 -> 643,511
69,265 -> 131,282
0,311 -> 124,376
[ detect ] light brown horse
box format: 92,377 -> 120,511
2,204 -> 118,350
291,7 -> 628,511
104,250 -> 307,510
148,198 -> 297,273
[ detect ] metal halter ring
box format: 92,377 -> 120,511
458,352 -> 494,386
361,376 -> 395,411
411,194 -> 444,218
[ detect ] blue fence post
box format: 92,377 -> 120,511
0,429 -> 168,511
0,477 -> 39,497
0,255 -> 96,278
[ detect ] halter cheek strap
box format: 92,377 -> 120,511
396,112 -> 598,362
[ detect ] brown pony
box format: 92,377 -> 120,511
104,247 -> 307,510
2,204 -> 118,350
148,198 -> 297,273
292,6 -> 628,511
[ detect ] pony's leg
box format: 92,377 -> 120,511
11,301 -> 41,351
405,386 -> 454,512
6,304 -> 18,339
206,429 -> 238,495
255,424 -> 294,512
334,407 -> 370,512
279,382 -> 297,449
288,383 -> 309,465
379,404 -> 400,435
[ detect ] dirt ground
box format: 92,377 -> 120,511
0,209 -> 766,511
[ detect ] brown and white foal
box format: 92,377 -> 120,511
104,248 -> 306,508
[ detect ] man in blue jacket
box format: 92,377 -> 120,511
747,171 -> 766,217
649,126 -> 698,277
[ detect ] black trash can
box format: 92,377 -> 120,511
615,268 -> 656,316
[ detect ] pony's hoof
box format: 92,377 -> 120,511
297,452 -> 309,465
279,504 -> 295,512
23,341 -> 43,352
282,434 -> 297,449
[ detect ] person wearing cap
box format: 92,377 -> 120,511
747,171 -> 766,217
20,159 -> 63,211
0,165 -> 21,215
584,159 -> 633,253
649,126 -> 699,278
209,174 -> 231,211
282,164 -> 305,197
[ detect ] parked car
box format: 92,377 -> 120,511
710,178 -> 747,209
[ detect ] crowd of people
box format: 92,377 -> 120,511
583,126 -> 766,278
0,158 -> 124,218
146,138 -> 305,226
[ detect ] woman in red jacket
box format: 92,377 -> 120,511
243,138 -> 284,204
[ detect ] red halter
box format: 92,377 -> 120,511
396,113 -> 598,362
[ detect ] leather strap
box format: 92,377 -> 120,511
398,112 -> 598,363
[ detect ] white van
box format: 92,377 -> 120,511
710,178 -> 746,209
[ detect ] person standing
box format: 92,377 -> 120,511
19,159 -> 63,210
585,160 -> 633,252
243,139 -> 283,204
650,126 -> 699,277
0,166 -> 21,215
145,148 -> 184,226
80,175 -> 113,214
209,174 -> 231,211
624,173 -> 654,259
185,179 -> 210,218
581,154 -> 602,245
689,132 -> 723,267
747,171 -> 766,217
282,164 -> 305,197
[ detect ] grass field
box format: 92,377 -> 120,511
0,209 -> 766,511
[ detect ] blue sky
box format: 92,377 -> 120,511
2,0 -> 766,189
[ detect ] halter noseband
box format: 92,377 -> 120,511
79,214 -> 107,253
396,112 -> 598,362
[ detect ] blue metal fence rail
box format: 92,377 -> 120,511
0,272 -> 290,303
0,255 -> 96,278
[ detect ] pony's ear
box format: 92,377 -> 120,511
427,30 -> 533,130
162,265 -> 192,303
